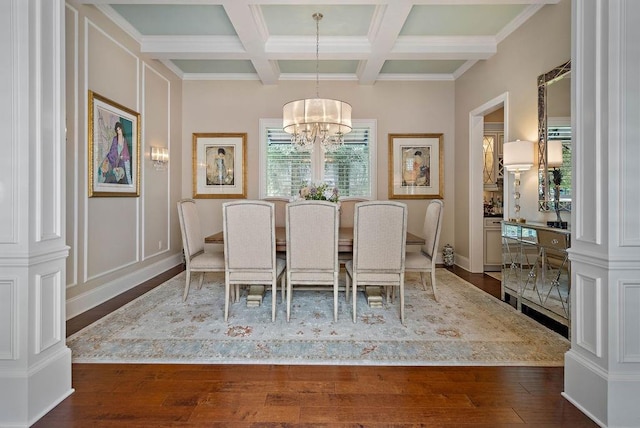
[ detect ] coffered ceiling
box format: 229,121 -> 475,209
79,0 -> 559,84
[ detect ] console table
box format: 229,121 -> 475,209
501,221 -> 571,333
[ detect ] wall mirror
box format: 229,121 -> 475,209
538,60 -> 572,214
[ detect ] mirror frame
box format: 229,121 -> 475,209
538,60 -> 571,212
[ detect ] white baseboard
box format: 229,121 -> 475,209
65,254 -> 182,320
455,254 -> 471,272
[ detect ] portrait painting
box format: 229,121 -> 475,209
389,133 -> 444,199
88,91 -> 140,197
206,145 -> 235,186
193,133 -> 247,199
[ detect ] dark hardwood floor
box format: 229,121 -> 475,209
34,266 -> 596,427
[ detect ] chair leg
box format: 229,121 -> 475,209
400,282 -> 405,325
345,272 -> 350,302
286,279 -> 292,322
281,280 -> 285,303
333,276 -> 338,322
419,272 -> 427,291
352,279 -> 357,323
430,269 -> 438,302
197,272 -> 205,290
224,279 -> 230,321
183,270 -> 192,301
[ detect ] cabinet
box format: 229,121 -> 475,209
501,221 -> 570,333
484,217 -> 502,270
483,131 -> 504,190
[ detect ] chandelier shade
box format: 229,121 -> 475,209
282,13 -> 352,152
283,98 -> 352,141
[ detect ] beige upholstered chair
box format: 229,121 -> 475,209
176,199 -> 225,302
345,201 -> 408,324
405,200 -> 444,301
285,200 -> 340,322
222,200 -> 286,322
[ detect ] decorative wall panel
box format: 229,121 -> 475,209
142,63 -> 170,260
576,271 -> 602,357
36,0 -> 63,242
0,1 -> 17,244
621,282 -> 640,362
0,279 -> 16,359
36,271 -> 62,354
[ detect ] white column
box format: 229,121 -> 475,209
564,1 -> 640,426
0,0 -> 72,426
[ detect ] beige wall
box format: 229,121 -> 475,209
454,0 -> 571,263
181,80 -> 456,243
65,1 -> 183,313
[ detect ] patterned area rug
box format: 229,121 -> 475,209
67,269 -> 568,366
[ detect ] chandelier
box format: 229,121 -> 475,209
282,13 -> 352,153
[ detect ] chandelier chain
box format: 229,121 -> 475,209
282,12 -> 351,153
314,12 -> 322,98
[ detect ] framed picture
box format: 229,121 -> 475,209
192,133 -> 247,199
388,133 -> 444,199
88,91 -> 141,197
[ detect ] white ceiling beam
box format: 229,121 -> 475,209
358,4 -> 414,85
222,2 -> 279,84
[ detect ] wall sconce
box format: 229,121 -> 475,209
151,147 -> 169,171
503,140 -> 534,223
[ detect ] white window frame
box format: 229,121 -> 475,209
259,118 -> 377,199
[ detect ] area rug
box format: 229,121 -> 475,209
67,269 -> 569,366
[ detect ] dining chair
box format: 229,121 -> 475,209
345,201 -> 408,324
176,199 -> 226,302
222,200 -> 286,322
405,199 -> 444,301
285,200 -> 340,322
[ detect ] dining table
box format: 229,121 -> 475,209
205,227 -> 426,308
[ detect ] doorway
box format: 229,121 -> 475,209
468,93 -> 509,274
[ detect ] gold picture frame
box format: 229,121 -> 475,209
88,91 -> 141,197
192,133 -> 247,199
388,133 -> 444,199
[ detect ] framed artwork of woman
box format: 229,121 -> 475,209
88,91 -> 141,197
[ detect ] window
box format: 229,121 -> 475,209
259,119 -> 377,199
547,119 -> 572,201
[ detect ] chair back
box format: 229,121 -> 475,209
421,200 -> 444,260
177,199 -> 204,259
263,197 -> 289,228
338,198 -> 367,228
352,201 -> 407,273
223,200 -> 276,272
286,200 -> 339,273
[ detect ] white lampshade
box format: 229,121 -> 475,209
547,140 -> 563,168
503,140 -> 534,171
282,98 -> 352,137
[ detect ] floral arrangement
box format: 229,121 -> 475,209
299,182 -> 339,203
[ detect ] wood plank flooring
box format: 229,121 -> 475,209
34,266 -> 597,427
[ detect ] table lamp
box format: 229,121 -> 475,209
503,140 -> 534,223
